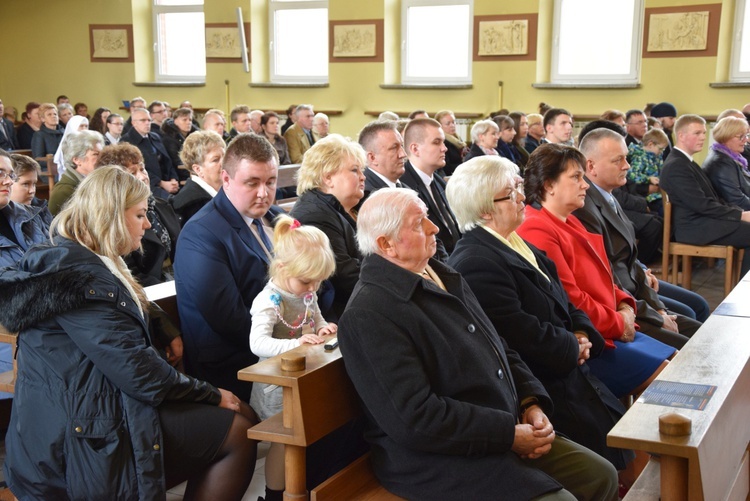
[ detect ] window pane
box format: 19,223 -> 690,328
739,5 -> 750,73
405,5 -> 470,79
155,0 -> 202,5
157,11 -> 206,77
273,8 -> 328,78
557,0 -> 635,76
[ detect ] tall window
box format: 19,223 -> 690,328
269,0 -> 329,84
731,0 -> 750,82
402,0 -> 473,85
153,0 -> 206,82
551,0 -> 643,84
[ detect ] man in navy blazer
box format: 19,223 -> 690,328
174,134 -> 283,402
122,107 -> 179,199
0,99 -> 18,151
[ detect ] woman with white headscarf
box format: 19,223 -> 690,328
53,115 -> 89,179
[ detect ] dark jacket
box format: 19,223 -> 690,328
16,123 -> 36,150
161,119 -> 198,176
525,136 -> 540,154
0,239 -> 221,500
48,167 -> 81,216
174,188 -> 284,401
442,139 -> 464,176
122,128 -> 180,199
0,201 -> 49,268
661,148 -> 743,245
703,148 -> 750,210
0,117 -> 18,151
338,254 -> 559,500
125,197 -> 181,286
449,228 -> 632,469
30,124 -> 63,161
461,142 -> 485,163
170,178 -> 213,227
290,188 -> 360,318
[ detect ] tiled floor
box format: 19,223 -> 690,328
0,258 -> 734,499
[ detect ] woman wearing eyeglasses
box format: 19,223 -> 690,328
704,116 -> 750,210
446,155 -> 635,478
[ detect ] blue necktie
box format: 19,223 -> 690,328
253,218 -> 274,257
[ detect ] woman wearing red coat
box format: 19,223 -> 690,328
517,143 -> 674,398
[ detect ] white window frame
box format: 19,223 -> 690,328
152,0 -> 206,83
269,0 -> 329,84
731,0 -> 750,82
551,0 -> 643,85
401,0 -> 473,85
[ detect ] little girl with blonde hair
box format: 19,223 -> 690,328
249,214 -> 337,501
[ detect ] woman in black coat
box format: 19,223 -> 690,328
446,156 -> 635,475
161,108 -> 199,180
290,134 -> 364,318
704,116 -> 750,210
462,119 -> 500,163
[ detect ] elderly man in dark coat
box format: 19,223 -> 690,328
338,187 -> 618,501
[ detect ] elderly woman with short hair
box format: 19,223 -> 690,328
463,119 -> 500,162
704,116 -> 750,210
31,103 -> 63,168
171,130 -> 226,226
446,155 -> 634,477
48,130 -> 104,215
290,133 -> 366,317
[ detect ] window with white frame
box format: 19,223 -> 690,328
269,0 -> 329,84
153,0 -> 206,82
731,0 -> 750,82
402,0 -> 473,85
551,0 -> 643,85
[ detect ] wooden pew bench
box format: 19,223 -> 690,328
238,342 -> 403,501
608,277 -> 750,501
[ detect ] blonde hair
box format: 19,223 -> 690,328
51,166 -> 151,309
296,134 -> 366,195
180,130 -> 225,172
269,215 -> 336,282
642,128 -> 669,147
39,103 -> 57,119
712,116 -> 749,144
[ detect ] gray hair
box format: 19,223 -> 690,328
357,188 -> 425,256
58,103 -> 74,115
446,156 -> 519,232
295,104 -> 313,116
62,130 -> 105,171
378,111 -> 399,121
470,119 -> 499,142
579,127 -> 625,159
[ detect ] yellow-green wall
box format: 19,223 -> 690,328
1,0 -> 747,138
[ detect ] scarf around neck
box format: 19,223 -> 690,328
711,142 -> 748,169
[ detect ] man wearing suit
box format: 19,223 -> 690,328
0,100 -> 18,151
284,104 -> 315,163
174,134 -> 283,402
624,109 -> 647,147
358,120 -> 409,200
400,118 -> 461,254
228,105 -> 253,143
575,128 -> 701,349
661,114 -> 750,277
122,108 -> 180,199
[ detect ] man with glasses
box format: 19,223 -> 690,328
0,150 -> 48,267
148,101 -> 168,136
122,108 -> 179,199
625,109 -> 648,147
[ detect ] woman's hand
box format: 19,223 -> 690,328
298,334 -> 326,345
317,323 -> 338,336
574,332 -> 592,365
218,389 -> 242,413
617,303 -> 636,342
165,336 -> 183,366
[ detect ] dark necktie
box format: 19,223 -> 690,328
307,131 -> 315,146
253,218 -> 273,261
395,181 -> 403,188
430,182 -> 459,240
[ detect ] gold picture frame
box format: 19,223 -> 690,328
89,24 -> 133,63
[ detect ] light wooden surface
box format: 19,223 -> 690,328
608,278 -> 750,500
278,164 -> 300,189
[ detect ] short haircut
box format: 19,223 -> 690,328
38,103 -> 57,118
58,103 -> 74,115
716,109 -> 745,121
56,95 -> 69,103
446,156 -> 519,232
524,143 -> 587,205
297,134 -> 366,195
96,143 -> 143,169
378,111 -> 399,121
600,109 -> 625,122
358,120 -> 398,153
625,109 -> 646,122
172,107 -> 193,120
470,119 -> 499,142
230,105 -> 251,123
403,118 -> 442,148
577,119 -> 626,145
356,188 -> 425,256
543,108 -> 571,130
434,110 -> 454,125
180,130 -> 225,171
408,109 -> 428,120
527,113 -> 543,127
579,128 -> 626,160
269,214 -> 336,282
51,166 -> 151,308
313,112 -> 329,124
10,154 -> 41,177
147,101 -> 164,113
261,111 -> 279,128
130,96 -> 146,106
25,102 -> 40,115
642,128 -> 669,147
62,131 -> 105,171
712,116 -> 749,144
74,102 -> 87,113
202,109 -> 226,128
674,114 -> 706,135
223,132 -> 278,177
492,115 -> 514,131
295,104 -> 313,116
